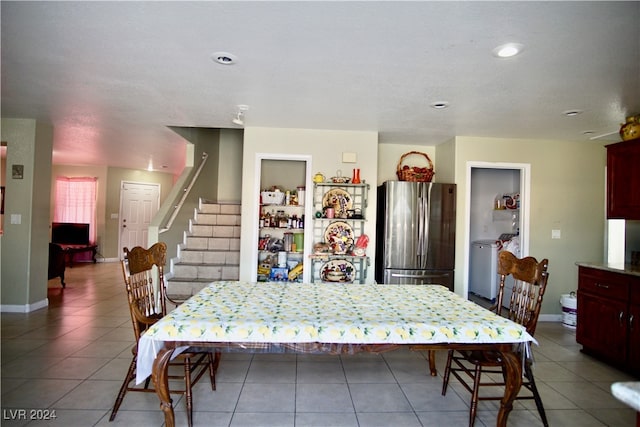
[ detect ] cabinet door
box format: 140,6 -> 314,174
628,303 -> 640,375
607,139 -> 640,219
576,291 -> 628,366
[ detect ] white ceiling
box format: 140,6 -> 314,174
2,1 -> 639,175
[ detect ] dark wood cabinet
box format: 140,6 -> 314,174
577,292 -> 628,365
607,138 -> 640,219
576,266 -> 640,375
629,289 -> 640,371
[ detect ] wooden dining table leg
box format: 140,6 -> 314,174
496,349 -> 522,427
152,347 -> 176,427
428,350 -> 437,376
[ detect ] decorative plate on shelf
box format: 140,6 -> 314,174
323,221 -> 355,254
321,259 -> 355,283
322,189 -> 353,218
505,193 -> 519,209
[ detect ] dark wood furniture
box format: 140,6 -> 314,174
441,251 -> 550,427
576,265 -> 640,376
58,244 -> 98,267
110,242 -> 220,427
47,243 -> 66,287
607,138 -> 640,219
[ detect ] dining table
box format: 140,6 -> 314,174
137,281 -> 534,427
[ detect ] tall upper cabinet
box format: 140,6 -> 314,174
607,138 -> 640,219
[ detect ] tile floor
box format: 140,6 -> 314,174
1,262 -> 638,427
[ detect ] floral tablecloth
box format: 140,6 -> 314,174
136,282 -> 533,383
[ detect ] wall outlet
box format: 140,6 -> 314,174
552,229 -> 561,239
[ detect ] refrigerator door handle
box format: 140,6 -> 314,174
416,196 -> 425,260
423,183 -> 431,269
391,272 -> 449,279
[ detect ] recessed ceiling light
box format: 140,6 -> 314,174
492,43 -> 524,58
430,101 -> 450,109
563,109 -> 583,117
212,52 -> 237,65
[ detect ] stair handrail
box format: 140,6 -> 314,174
160,152 -> 209,233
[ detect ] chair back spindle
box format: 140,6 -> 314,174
441,250 -> 551,427
496,251 -> 549,338
111,241 -> 219,427
121,242 -> 168,341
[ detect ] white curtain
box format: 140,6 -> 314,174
54,177 -> 97,244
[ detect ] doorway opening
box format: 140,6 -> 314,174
464,162 -> 530,301
250,153 -> 313,283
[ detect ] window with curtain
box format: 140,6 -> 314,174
54,177 -> 97,244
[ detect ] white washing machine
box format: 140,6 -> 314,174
469,240 -> 499,300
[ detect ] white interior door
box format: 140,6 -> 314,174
119,181 -> 160,258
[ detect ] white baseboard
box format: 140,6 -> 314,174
539,314 -> 563,322
1,298 -> 48,313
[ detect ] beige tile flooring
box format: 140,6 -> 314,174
1,262 -> 638,426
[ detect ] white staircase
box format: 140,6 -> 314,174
166,199 -> 241,299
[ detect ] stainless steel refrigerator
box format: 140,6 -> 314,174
375,181 -> 456,290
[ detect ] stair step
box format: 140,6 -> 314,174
166,199 -> 241,299
172,262 -> 239,281
184,236 -> 241,251
165,278 -> 212,301
178,249 -> 240,265
189,224 -> 241,238
198,201 -> 241,215
193,212 -> 241,226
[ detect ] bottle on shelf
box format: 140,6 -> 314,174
264,211 -> 271,228
275,210 -> 285,228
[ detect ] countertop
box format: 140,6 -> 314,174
575,262 -> 640,277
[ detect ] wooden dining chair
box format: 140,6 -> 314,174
441,250 -> 550,427
109,242 -> 220,427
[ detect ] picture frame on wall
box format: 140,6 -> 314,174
12,165 -> 24,179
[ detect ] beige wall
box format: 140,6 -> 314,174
240,127 -> 379,283
217,129 -> 244,203
377,137 -> 607,316
1,118 -> 53,309
452,136 -> 607,315
0,117 -> 610,318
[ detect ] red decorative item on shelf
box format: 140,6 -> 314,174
352,168 -> 361,184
